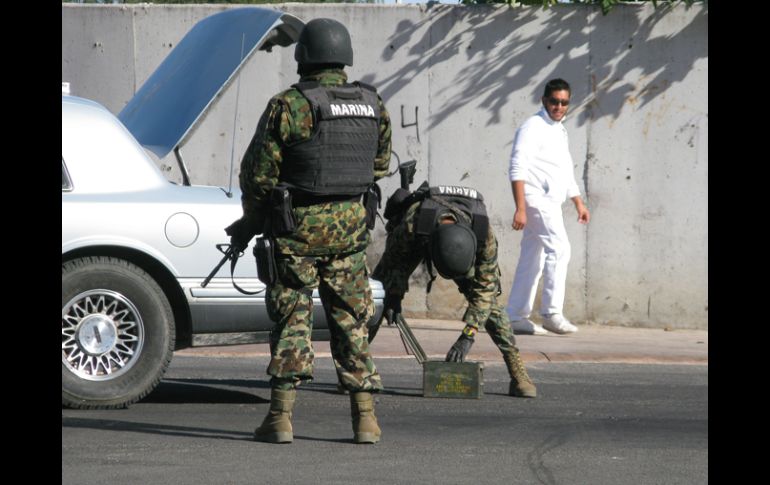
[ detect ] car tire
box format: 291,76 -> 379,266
62,256 -> 175,409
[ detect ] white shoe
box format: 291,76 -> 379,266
542,314 -> 578,334
511,318 -> 548,336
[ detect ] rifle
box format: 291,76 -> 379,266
201,242 -> 266,295
392,313 -> 427,365
383,159 -> 420,224
399,159 -> 417,190
201,244 -> 237,288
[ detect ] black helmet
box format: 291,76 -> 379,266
294,18 -> 353,67
429,223 -> 477,280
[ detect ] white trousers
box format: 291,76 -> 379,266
506,201 -> 571,320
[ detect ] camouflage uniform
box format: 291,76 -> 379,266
372,199 -> 523,366
240,69 -> 390,392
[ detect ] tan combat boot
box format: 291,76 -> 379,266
350,392 -> 381,444
504,351 -> 537,398
254,388 -> 296,443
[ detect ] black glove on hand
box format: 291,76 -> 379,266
369,293 -> 404,344
445,333 -> 475,362
382,293 -> 403,325
225,216 -> 260,253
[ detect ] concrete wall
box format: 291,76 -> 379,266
62,3 -> 708,329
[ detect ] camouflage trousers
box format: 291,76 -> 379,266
480,303 -> 523,375
265,249 -> 383,393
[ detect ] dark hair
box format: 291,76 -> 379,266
543,78 -> 571,98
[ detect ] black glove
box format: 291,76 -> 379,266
225,216 -> 260,253
445,333 -> 475,362
369,293 -> 404,344
382,293 -> 403,325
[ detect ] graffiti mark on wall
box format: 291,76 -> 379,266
401,105 -> 420,143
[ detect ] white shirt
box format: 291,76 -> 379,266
508,106 -> 580,204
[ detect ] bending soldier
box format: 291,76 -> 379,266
226,18 -> 391,444
370,183 -> 537,398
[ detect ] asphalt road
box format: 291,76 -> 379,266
62,356 -> 708,485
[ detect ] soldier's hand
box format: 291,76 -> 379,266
369,293 -> 403,344
445,333 -> 475,363
381,293 -> 403,326
225,216 -> 259,253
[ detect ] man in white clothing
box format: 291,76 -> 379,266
507,78 -> 590,335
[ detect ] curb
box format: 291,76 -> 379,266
175,319 -> 708,365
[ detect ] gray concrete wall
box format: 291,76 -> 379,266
62,3 -> 708,329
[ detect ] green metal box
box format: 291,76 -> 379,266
422,361 -> 484,399
392,315 -> 484,399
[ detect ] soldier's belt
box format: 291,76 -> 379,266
291,192 -> 361,207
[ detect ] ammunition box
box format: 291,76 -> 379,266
422,361 -> 484,399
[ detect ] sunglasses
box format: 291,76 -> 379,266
546,97 -> 570,107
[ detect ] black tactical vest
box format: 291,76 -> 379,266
280,81 -> 380,196
414,185 -> 489,245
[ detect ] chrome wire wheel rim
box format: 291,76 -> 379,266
62,289 -> 145,381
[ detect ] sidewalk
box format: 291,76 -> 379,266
177,318 -> 708,365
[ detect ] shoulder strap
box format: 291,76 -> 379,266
415,199 -> 438,237
292,80 -> 321,92
423,251 -> 437,294
353,80 -> 377,93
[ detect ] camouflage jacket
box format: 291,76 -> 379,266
371,200 -> 503,330
239,69 -> 392,256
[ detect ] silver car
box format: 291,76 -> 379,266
62,8 -> 384,409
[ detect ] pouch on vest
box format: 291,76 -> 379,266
254,236 -> 277,286
269,185 -> 296,236
363,183 -> 381,230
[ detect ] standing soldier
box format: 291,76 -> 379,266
370,182 -> 537,399
225,18 -> 391,444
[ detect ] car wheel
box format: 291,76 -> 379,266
62,256 -> 175,409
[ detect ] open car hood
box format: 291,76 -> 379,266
118,8 -> 303,159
